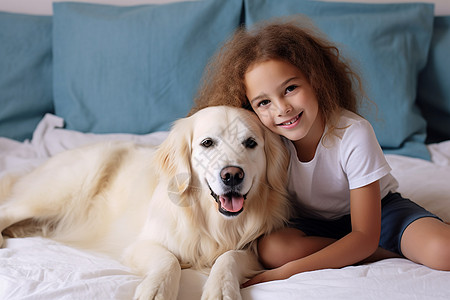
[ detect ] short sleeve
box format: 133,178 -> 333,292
340,118 -> 392,190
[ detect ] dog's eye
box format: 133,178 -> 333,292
201,138 -> 214,148
243,137 -> 257,149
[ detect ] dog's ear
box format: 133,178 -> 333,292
263,128 -> 290,203
154,117 -> 193,202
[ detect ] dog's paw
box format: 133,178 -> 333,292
133,278 -> 160,300
201,250 -> 261,300
125,240 -> 182,300
134,270 -> 180,300
201,284 -> 242,300
201,269 -> 242,300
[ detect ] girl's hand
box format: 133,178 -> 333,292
241,267 -> 286,288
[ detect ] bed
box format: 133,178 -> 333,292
1,0 -> 449,299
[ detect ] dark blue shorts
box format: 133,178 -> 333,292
289,192 -> 442,256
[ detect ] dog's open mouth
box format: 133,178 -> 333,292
208,186 -> 246,217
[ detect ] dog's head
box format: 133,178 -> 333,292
155,106 -> 289,220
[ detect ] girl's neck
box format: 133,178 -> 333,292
292,114 -> 325,163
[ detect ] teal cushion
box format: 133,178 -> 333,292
418,16 -> 450,143
53,0 -> 242,134
244,0 -> 434,160
0,12 -> 53,141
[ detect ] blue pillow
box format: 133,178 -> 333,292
53,0 -> 242,134
418,16 -> 450,143
244,0 -> 434,160
0,12 -> 53,141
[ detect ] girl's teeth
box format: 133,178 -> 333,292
282,115 -> 299,125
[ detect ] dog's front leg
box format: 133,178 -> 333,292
124,240 -> 181,300
201,249 -> 262,300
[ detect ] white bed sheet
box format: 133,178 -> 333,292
1,114 -> 449,300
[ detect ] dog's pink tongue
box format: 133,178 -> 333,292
219,194 -> 244,212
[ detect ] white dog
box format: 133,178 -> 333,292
0,106 -> 290,300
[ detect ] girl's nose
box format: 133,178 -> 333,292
276,100 -> 292,116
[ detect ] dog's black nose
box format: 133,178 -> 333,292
220,166 -> 244,186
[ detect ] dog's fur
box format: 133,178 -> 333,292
0,106 -> 290,300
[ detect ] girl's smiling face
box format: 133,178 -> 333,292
244,59 -> 324,146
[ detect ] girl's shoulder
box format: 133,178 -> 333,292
338,109 -> 370,127
334,109 -> 385,162
326,109 -> 381,159
332,109 -> 374,139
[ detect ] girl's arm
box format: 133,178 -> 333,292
243,180 -> 381,287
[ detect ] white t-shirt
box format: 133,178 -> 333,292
285,109 -> 398,220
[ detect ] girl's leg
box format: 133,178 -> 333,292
401,217 -> 450,271
359,247 -> 401,264
257,227 -> 399,269
258,227 -> 335,268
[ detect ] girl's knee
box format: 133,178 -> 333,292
258,229 -> 293,268
402,218 -> 450,271
424,235 -> 450,271
257,228 -> 309,269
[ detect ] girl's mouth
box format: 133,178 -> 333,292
277,112 -> 302,128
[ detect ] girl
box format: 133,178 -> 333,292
190,19 -> 450,286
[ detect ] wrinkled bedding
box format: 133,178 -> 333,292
1,114 -> 449,300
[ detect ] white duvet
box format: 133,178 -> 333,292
1,114 -> 449,300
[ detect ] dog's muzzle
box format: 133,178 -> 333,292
209,166 -> 247,217
220,166 -> 244,187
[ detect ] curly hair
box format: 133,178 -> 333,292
189,17 -> 365,130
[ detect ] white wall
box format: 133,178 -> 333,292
0,0 -> 187,15
0,0 -> 449,16
324,0 -> 450,15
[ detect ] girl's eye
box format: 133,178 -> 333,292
258,99 -> 270,107
201,138 -> 214,148
285,85 -> 298,94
